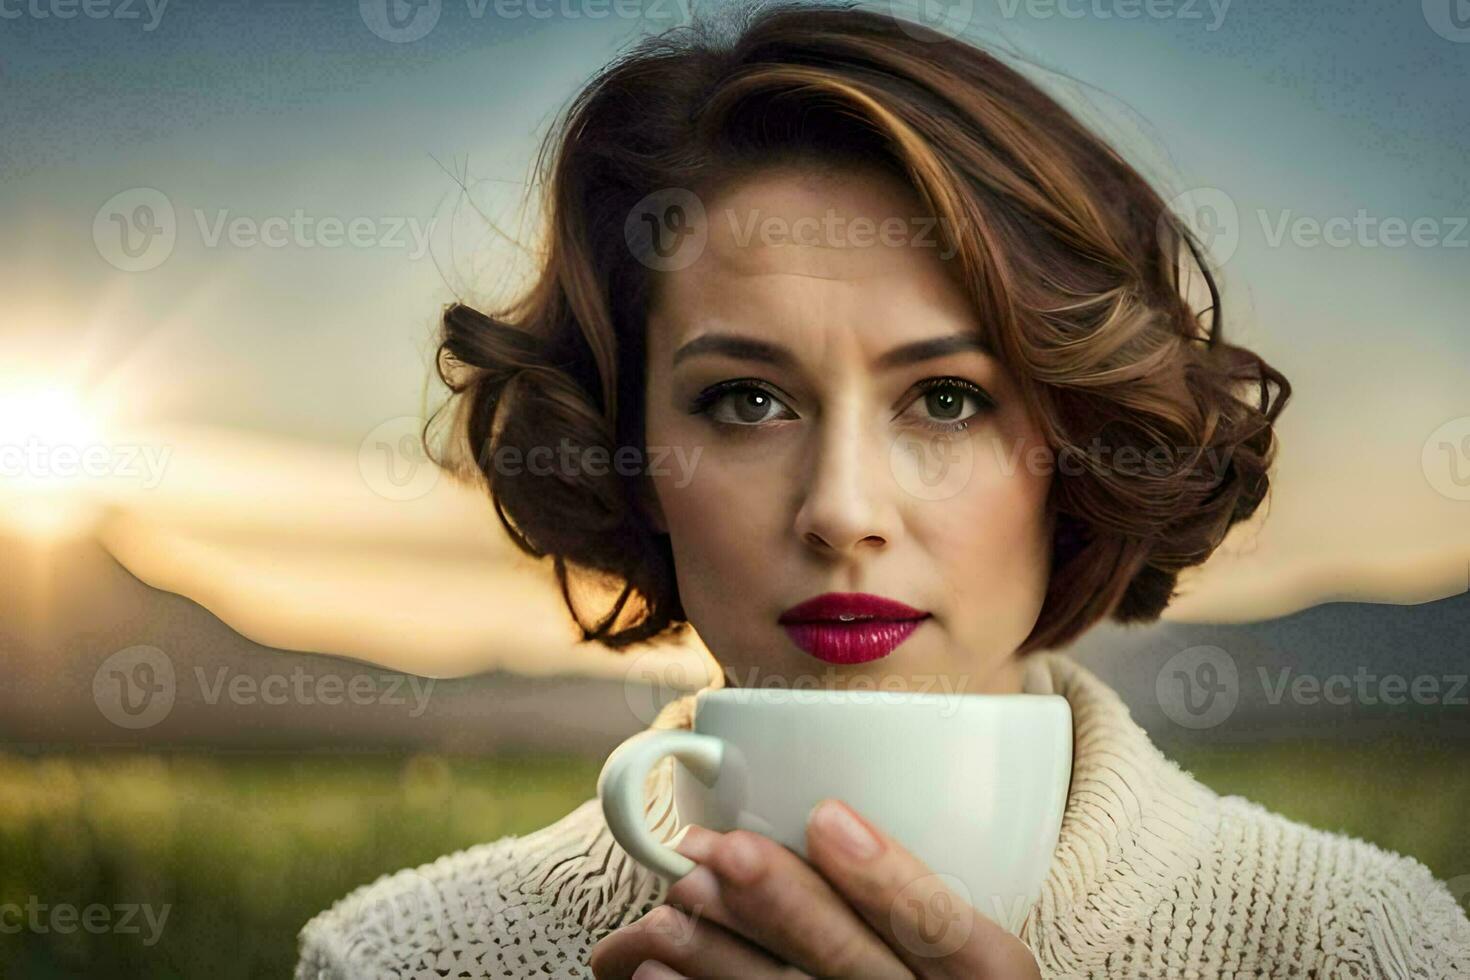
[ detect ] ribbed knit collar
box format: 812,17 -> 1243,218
645,652 -> 1221,957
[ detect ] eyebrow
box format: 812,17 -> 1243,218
671,332 -> 992,370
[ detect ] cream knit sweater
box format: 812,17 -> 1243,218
295,652 -> 1470,978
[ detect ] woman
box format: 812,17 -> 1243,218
296,3 -> 1470,977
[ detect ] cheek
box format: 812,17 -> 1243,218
926,432 -> 1053,606
657,474 -> 737,558
650,449 -> 780,595
645,397 -> 789,567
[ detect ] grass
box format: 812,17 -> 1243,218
0,751 -> 603,978
0,738 -> 1466,977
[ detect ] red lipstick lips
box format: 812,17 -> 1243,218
777,592 -> 931,665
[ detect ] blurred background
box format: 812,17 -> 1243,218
2,0 -> 1468,975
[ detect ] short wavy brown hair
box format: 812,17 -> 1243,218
429,1 -> 1291,657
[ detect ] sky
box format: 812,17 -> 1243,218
0,0 -> 1466,674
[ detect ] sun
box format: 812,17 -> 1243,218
0,382 -> 107,539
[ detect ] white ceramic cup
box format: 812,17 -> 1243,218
597,686 -> 1072,936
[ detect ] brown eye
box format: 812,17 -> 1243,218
689,381 -> 798,427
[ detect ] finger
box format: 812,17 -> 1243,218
662,827 -> 737,926
670,824 -> 913,979
804,799 -> 1031,979
588,902 -> 808,980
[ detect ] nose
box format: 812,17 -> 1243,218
792,401 -> 898,558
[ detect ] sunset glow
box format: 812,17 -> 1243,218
0,382 -> 106,539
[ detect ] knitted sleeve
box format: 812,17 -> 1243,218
295,758 -> 685,979
1353,855 -> 1470,979
294,797 -> 677,979
292,808 -> 617,979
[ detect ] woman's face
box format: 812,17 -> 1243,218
641,166 -> 1054,695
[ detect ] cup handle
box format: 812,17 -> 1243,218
597,729 -> 725,882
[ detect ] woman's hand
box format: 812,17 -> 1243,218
589,798 -> 1043,979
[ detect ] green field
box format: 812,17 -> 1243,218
1,739 -> 1466,977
